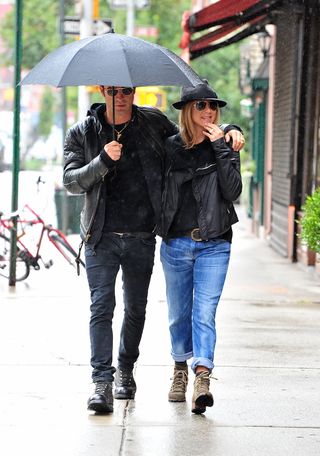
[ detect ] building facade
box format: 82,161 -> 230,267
181,0 -> 320,266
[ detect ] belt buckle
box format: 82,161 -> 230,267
191,228 -> 202,242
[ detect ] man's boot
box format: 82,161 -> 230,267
191,371 -> 214,414
168,365 -> 188,402
87,382 -> 113,413
114,368 -> 137,399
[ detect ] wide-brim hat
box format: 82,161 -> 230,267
172,82 -> 227,110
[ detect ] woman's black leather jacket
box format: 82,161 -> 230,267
63,104 -> 178,246
159,133 -> 242,241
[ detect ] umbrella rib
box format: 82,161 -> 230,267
57,36 -> 99,86
121,41 -> 134,88
156,44 -> 190,69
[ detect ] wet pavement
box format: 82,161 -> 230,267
1,207 -> 320,455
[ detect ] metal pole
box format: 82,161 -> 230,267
78,0 -> 92,120
59,0 -> 69,234
9,0 -> 23,287
59,0 -> 67,141
126,0 -> 135,36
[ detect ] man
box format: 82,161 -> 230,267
63,85 -> 244,413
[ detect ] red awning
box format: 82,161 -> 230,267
190,16 -> 263,53
190,0 -> 260,32
183,0 -> 282,59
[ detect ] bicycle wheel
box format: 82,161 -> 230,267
49,232 -> 85,268
0,234 -> 30,281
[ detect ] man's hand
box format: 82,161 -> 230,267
225,129 -> 245,151
104,140 -> 123,161
203,123 -> 225,142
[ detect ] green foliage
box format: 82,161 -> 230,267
137,0 -> 189,51
0,0 -> 249,147
23,157 -> 46,171
99,3 -> 127,34
39,88 -> 55,139
65,87 -> 79,128
0,0 -> 75,68
240,148 -> 255,174
0,0 -> 59,68
300,188 -> 320,253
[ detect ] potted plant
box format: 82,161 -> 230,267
299,187 -> 320,269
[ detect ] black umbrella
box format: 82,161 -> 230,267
20,32 -> 202,88
21,32 -> 202,139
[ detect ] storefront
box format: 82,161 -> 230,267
182,0 -> 320,264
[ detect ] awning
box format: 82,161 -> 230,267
189,0 -> 261,32
182,0 -> 283,60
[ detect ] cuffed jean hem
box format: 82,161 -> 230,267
171,350 -> 193,362
92,376 -> 114,383
92,367 -> 116,384
191,357 -> 214,373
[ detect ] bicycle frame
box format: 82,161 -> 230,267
0,204 -> 84,271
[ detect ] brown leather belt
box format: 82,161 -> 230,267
170,228 -> 203,242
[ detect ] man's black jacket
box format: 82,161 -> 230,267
63,104 -> 177,246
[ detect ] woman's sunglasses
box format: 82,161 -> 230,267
193,100 -> 218,111
105,87 -> 134,96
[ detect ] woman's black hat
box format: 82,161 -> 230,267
172,82 -> 227,110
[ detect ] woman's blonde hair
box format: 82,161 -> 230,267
179,102 -> 220,149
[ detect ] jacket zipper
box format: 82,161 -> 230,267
82,118 -> 108,243
83,180 -> 104,243
161,164 -> 173,236
195,163 -> 216,173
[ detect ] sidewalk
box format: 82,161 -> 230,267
0,207 -> 319,456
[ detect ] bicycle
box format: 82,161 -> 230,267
0,203 -> 85,281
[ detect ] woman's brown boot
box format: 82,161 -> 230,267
191,371 -> 213,414
168,366 -> 188,402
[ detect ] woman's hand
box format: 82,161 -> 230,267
104,140 -> 123,161
203,123 -> 225,142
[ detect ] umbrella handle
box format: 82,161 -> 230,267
112,87 -> 116,141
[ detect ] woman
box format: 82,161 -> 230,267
159,82 -> 242,414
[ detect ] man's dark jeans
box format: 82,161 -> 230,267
85,233 -> 156,383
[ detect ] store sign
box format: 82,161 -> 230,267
63,17 -> 81,35
63,17 -> 113,36
109,0 -> 149,9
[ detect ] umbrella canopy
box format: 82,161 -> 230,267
20,32 -> 202,88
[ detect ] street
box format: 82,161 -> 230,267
0,206 -> 319,455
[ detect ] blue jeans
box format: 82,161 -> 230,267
160,237 -> 231,372
85,233 -> 156,383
